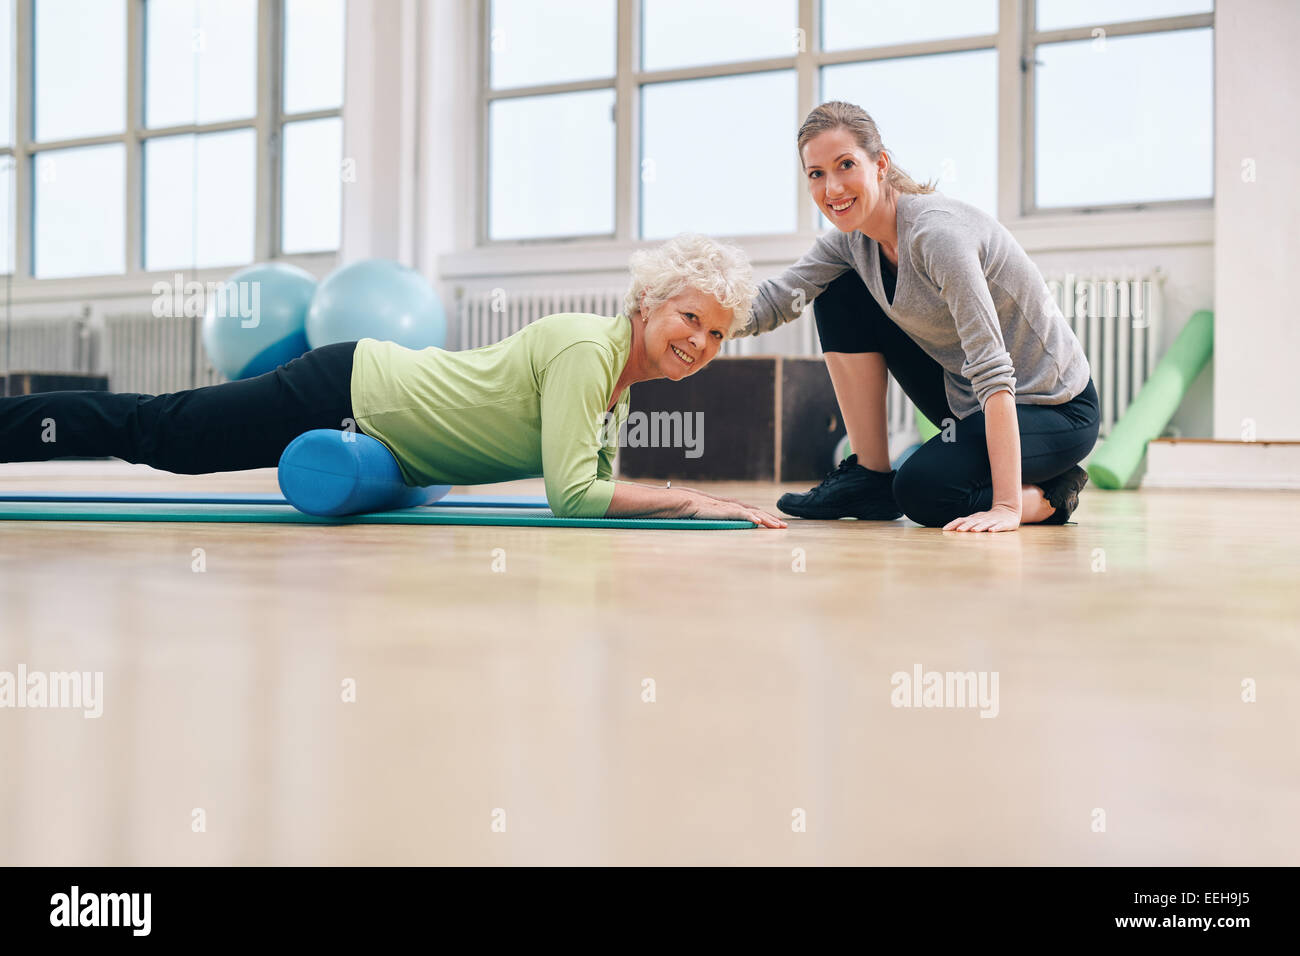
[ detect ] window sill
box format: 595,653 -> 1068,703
0,253 -> 341,309
1005,206 -> 1214,253
439,207 -> 1214,281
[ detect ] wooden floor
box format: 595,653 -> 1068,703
0,460 -> 1297,865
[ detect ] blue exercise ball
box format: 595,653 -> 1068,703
202,262 -> 316,380
305,259 -> 447,350
892,442 -> 923,470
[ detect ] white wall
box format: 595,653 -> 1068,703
343,0 -> 477,304
417,0 -> 479,298
340,0 -> 422,265
1212,0 -> 1300,441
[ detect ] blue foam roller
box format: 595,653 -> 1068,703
278,429 -> 451,516
0,490 -> 550,508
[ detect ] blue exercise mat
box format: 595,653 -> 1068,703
0,501 -> 753,530
0,491 -> 550,508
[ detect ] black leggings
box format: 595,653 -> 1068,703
0,342 -> 358,474
815,272 -> 1100,527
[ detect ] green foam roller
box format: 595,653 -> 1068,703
1087,309 -> 1214,490
916,406 -> 940,442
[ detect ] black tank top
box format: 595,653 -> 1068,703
880,244 -> 897,306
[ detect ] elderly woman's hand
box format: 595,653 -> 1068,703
683,490 -> 787,528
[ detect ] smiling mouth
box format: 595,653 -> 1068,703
670,344 -> 695,365
828,197 -> 856,215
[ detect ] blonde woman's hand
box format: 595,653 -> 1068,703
942,504 -> 1021,533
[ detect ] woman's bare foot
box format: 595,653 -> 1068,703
1020,484 -> 1056,524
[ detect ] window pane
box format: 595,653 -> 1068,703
821,50 -> 998,219
284,0 -> 346,114
1035,29 -> 1212,208
281,117 -> 342,253
146,0 -> 258,128
34,144 -> 125,278
0,0 -> 12,148
34,0 -> 126,141
488,90 -> 614,240
821,0 -> 997,52
489,0 -> 614,89
144,130 -> 255,271
642,0 -> 797,72
0,156 -> 12,274
1037,0 -> 1213,31
641,71 -> 796,239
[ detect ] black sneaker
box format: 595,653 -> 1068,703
1037,465 -> 1089,525
777,454 -> 902,520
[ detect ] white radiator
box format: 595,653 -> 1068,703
456,288 -> 626,351
102,312 -> 225,395
1043,269 -> 1164,437
0,313 -> 93,377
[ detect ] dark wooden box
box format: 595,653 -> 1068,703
3,371 -> 109,396
618,355 -> 844,481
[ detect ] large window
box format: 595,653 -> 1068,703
821,0 -> 997,49
142,0 -> 257,272
641,70 -> 797,239
144,129 -> 256,270
1030,1 -> 1213,210
33,0 -> 127,277
280,0 -> 345,253
483,0 -> 1214,245
1,0 -> 346,280
639,0 -> 799,239
641,0 -> 795,71
485,0 -> 617,241
488,88 -> 615,241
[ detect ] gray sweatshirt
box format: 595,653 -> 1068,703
742,191 -> 1091,420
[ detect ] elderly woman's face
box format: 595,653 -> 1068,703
640,287 -> 731,380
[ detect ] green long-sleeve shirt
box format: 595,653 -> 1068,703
349,312 -> 632,518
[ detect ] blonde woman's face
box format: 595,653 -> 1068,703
801,127 -> 882,234
639,287 -> 731,381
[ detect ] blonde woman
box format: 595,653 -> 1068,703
742,101 -> 1099,532
1,235 -> 786,528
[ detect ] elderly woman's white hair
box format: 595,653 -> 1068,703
623,234 -> 758,338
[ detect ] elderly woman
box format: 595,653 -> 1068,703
0,235 -> 785,528
743,101 -> 1099,532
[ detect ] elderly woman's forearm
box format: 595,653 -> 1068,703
604,481 -> 692,518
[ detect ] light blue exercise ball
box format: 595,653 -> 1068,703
305,259 -> 447,350
202,262 -> 316,380
892,442 -> 923,470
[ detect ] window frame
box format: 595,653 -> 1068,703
472,0 -> 1215,255
1022,4 -> 1216,215
278,0 -> 346,255
0,0 -> 343,288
